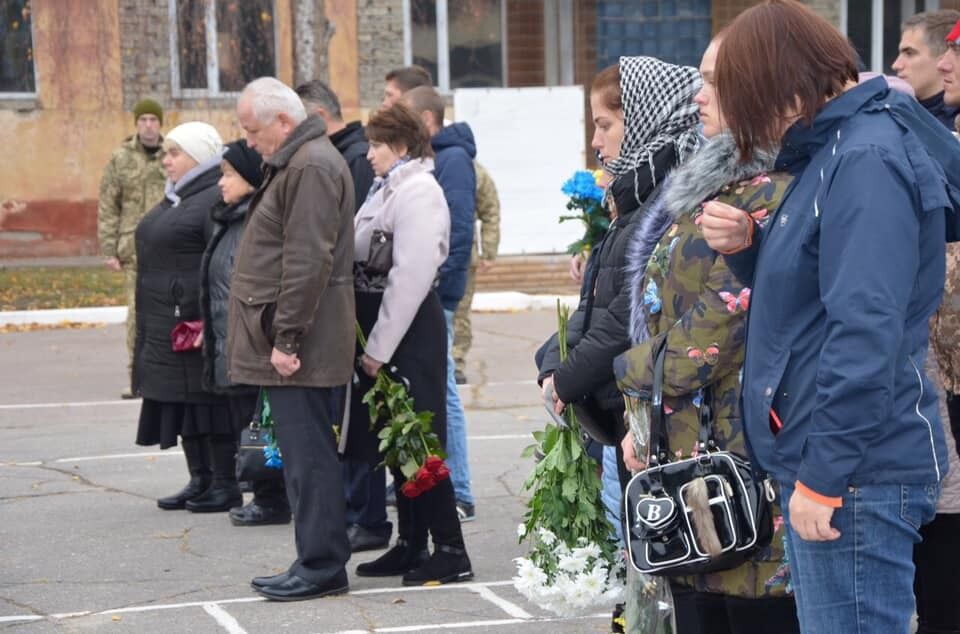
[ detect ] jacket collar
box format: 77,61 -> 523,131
776,77 -> 886,172
381,158 -> 435,196
329,121 -> 364,153
265,115 -> 327,169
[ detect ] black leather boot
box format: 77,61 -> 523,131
355,538 -> 429,577
186,478 -> 243,512
157,436 -> 210,510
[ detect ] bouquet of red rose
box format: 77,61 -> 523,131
356,324 -> 448,498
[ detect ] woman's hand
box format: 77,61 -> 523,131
360,353 -> 384,378
192,330 -> 203,349
569,253 -> 585,283
541,375 -> 566,416
698,200 -> 752,253
621,431 -> 646,473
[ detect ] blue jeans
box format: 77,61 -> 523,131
781,481 -> 938,634
443,309 -> 473,505
601,445 -> 624,544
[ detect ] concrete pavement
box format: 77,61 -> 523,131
0,310 -> 611,633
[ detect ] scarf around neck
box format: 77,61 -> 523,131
604,56 -> 703,205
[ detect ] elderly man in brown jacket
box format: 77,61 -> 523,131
228,77 -> 356,602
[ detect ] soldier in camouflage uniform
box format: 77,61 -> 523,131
452,161 -> 500,383
614,131 -> 799,632
97,99 -> 167,397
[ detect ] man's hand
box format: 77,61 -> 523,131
698,201 -> 752,253
104,256 -> 122,272
360,353 -> 383,378
477,259 -> 495,274
621,431 -> 646,473
789,490 -> 841,542
271,348 -> 301,377
541,375 -> 565,416
569,253 -> 585,283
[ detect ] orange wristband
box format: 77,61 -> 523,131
795,481 -> 843,508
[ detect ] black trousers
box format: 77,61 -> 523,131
342,458 -> 391,532
946,392 -> 960,451
269,385 -> 349,584
914,513 -> 960,634
670,583 -> 801,634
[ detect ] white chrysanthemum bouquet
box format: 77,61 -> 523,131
513,302 -> 626,617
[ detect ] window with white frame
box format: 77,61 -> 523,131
405,0 -> 505,92
170,0 -> 277,97
0,0 -> 36,96
844,0 -> 940,73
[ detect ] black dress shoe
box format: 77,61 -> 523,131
254,571 -> 349,602
347,524 -> 391,552
185,480 -> 243,513
355,539 -> 429,577
157,476 -> 210,510
251,571 -> 291,589
229,501 -> 291,526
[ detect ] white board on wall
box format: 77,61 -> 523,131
453,86 -> 586,255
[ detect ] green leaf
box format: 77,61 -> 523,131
400,458 -> 419,479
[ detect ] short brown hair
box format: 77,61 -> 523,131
385,65 -> 433,92
903,10 -> 960,57
591,64 -> 622,112
401,85 -> 445,128
365,102 -> 434,159
716,0 -> 858,161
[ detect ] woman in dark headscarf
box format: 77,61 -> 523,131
536,55 -> 703,485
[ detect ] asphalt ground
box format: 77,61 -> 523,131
0,310 -> 612,633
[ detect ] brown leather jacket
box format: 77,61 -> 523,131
227,115 -> 356,387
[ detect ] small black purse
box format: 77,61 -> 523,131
623,342 -> 774,576
235,391 -> 284,483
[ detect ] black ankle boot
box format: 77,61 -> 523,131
402,544 -> 473,586
185,479 -> 243,513
157,476 -> 210,510
355,539 -> 429,577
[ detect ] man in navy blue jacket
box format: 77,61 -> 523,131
402,86 -> 478,521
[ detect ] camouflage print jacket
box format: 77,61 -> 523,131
613,135 -> 795,599
471,161 -> 501,264
932,243 -> 960,394
97,135 -> 167,263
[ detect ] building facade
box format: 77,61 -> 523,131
0,0 -> 950,257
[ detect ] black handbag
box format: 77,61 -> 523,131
623,341 -> 774,576
571,397 -> 621,446
235,391 -> 284,483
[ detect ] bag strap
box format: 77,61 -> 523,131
649,337 -> 671,464
697,385 -> 717,452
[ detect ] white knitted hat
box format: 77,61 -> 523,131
165,121 -> 224,163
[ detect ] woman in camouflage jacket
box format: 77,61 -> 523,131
613,38 -> 799,634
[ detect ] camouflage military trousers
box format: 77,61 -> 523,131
124,264 -> 137,388
452,264 -> 477,372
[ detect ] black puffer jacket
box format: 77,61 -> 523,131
330,121 -> 375,214
537,146 -> 676,412
199,197 -> 251,392
133,164 -> 221,403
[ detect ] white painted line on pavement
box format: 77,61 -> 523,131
54,451 -> 180,463
469,585 -> 534,619
202,603 -> 248,634
470,434 -> 530,441
0,616 -> 42,623
325,614 -> 606,633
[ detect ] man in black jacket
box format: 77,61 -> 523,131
295,80 -> 390,553
296,80 -> 375,211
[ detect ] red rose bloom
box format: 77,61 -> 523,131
415,466 -> 437,490
400,479 -> 422,498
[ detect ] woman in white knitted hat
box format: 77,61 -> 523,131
132,121 -> 240,514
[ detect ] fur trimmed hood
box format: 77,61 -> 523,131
626,134 -> 777,344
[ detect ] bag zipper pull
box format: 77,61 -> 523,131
174,304 -> 181,318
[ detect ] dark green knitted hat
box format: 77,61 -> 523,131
133,99 -> 163,125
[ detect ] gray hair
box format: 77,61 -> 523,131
240,77 -> 307,125
295,80 -> 342,120
903,10 -> 960,57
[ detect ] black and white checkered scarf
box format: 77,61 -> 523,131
604,56 -> 703,203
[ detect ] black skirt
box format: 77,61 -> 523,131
344,289 -> 447,465
136,398 -> 234,449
